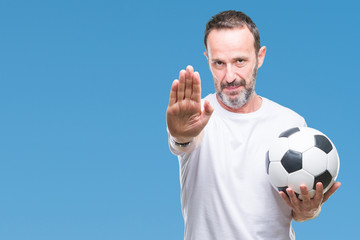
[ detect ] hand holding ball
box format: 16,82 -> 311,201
266,127 -> 340,199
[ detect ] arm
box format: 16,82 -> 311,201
280,181 -> 341,222
168,129 -> 204,155
166,65 -> 213,153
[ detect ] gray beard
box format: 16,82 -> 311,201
216,65 -> 258,109
217,79 -> 255,109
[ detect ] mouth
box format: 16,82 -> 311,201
224,85 -> 241,91
223,84 -> 244,96
221,79 -> 245,92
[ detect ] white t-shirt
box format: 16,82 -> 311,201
169,94 -> 306,240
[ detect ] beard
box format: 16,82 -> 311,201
216,62 -> 258,109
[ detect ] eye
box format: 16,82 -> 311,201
237,59 -> 244,64
214,61 -> 223,67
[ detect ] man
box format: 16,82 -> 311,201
166,10 -> 340,240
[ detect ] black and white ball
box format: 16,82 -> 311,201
266,127 -> 340,199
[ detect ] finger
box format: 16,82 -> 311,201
279,191 -> 293,208
200,100 -> 214,127
184,65 -> 194,99
168,79 -> 178,106
300,185 -> 311,203
286,188 -> 300,208
323,181 -> 341,203
313,182 -> 324,204
177,69 -> 186,101
203,100 -> 214,115
192,71 -> 201,103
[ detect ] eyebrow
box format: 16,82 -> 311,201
233,56 -> 248,61
210,58 -> 223,62
210,56 -> 248,62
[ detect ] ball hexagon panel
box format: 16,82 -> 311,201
313,170 -> 333,190
279,127 -> 300,138
323,179 -> 335,194
288,131 -> 315,153
277,186 -> 289,193
269,137 -> 289,162
265,151 -> 270,174
288,169 -> 314,194
281,150 -> 302,173
269,162 -> 288,187
302,147 -> 328,176
327,147 -> 340,178
314,135 -> 333,154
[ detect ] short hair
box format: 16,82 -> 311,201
204,10 -> 261,55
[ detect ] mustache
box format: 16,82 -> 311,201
220,79 -> 246,89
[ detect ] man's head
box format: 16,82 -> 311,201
204,10 -> 266,111
204,10 -> 260,56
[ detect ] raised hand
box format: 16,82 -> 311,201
166,65 -> 213,143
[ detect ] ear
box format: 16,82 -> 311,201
257,46 -> 267,69
204,51 -> 208,60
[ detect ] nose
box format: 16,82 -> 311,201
225,65 -> 236,83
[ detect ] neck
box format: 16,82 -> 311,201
216,92 -> 262,113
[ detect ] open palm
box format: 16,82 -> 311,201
166,65 -> 213,143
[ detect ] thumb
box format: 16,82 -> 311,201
201,100 -> 214,123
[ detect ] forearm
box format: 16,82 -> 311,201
168,130 -> 204,155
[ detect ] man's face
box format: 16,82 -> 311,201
205,27 -> 265,109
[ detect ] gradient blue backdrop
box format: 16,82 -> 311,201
0,0 -> 358,239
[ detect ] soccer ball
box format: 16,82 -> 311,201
266,127 -> 340,199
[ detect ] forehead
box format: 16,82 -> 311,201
206,27 -> 256,58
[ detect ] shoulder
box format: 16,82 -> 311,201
262,97 -> 306,126
263,97 -> 302,116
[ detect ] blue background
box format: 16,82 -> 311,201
0,0 -> 358,239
